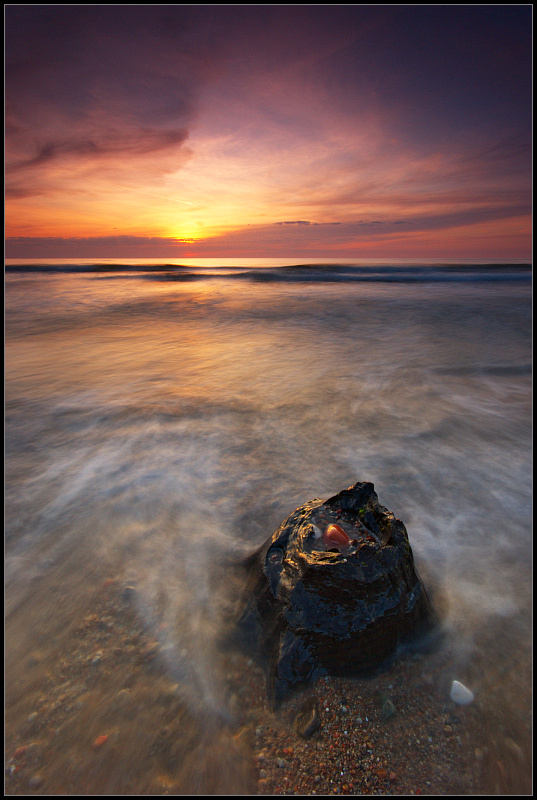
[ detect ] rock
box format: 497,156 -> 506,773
380,698 -> 397,722
449,680 -> 474,705
122,585 -> 137,601
503,737 -> 526,765
293,697 -> 321,739
374,690 -> 396,720
233,481 -> 434,708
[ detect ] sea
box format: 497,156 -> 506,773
5,258 -> 532,793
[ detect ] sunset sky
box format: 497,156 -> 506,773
5,5 -> 532,260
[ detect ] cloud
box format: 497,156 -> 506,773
8,129 -> 190,173
5,7 -> 531,257
7,195 -> 530,260
5,7 -> 214,197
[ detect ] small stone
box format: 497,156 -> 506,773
122,585 -> 136,601
276,757 -> 285,769
293,697 -> 321,739
380,699 -> 397,721
503,737 -> 526,765
259,769 -> 267,779
140,641 -> 160,661
26,712 -> 38,723
28,775 -> 42,789
25,743 -> 42,765
449,680 -> 474,705
116,689 -> 131,704
92,734 -> 109,749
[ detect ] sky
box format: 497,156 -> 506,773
5,5 -> 532,260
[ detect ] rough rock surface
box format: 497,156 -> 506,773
234,481 -> 434,708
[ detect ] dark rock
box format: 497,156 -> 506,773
293,697 -> 321,739
233,481 -> 434,709
375,691 -> 397,721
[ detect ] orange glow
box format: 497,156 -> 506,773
5,7 -> 531,260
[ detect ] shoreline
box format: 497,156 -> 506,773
5,575 -> 532,796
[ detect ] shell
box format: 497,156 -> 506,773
323,523 -> 351,550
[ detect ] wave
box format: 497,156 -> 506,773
5,261 -> 532,283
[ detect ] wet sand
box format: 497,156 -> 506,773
5,574 -> 531,796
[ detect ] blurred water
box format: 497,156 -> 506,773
5,264 -> 532,750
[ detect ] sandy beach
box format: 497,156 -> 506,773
5,573 -> 531,796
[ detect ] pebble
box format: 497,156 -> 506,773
92,734 -> 109,749
28,775 -> 43,789
116,689 -> 131,705
503,736 -> 525,765
449,680 -> 474,705
293,697 -> 321,739
122,585 -> 137,601
381,698 -> 397,722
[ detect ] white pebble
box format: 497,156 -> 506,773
450,680 -> 474,705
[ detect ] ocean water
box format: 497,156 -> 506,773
5,260 -> 532,790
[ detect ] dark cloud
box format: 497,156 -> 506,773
5,6 -> 215,193
276,221 -> 311,226
8,130 -> 189,173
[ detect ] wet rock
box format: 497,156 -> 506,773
293,697 -> 321,739
375,689 -> 397,721
122,585 -> 137,601
233,481 -> 434,708
449,680 -> 474,705
382,700 -> 397,722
